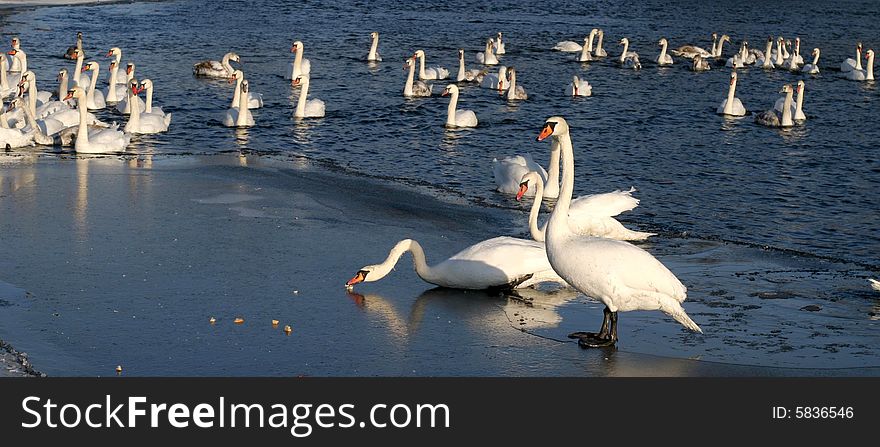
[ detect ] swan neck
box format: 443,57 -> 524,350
404,62 -> 415,96
587,32 -> 595,51
145,85 -> 153,113
126,87 -> 140,132
371,240 -> 436,284
87,68 -> 98,97
73,57 -> 83,84
796,86 -> 804,113
544,141 -> 561,198
222,54 -> 233,75
76,97 -> 89,145
528,178 -> 545,242
295,79 -> 308,117
782,91 -> 793,125
231,76 -> 241,108
418,54 -> 427,78
0,62 -> 7,88
457,55 -> 465,81
660,41 -> 668,57
27,79 -> 37,116
620,40 -> 629,62
812,51 -> 820,65
446,89 -> 458,126
579,41 -> 590,59
546,132 -> 574,240
506,72 -> 516,99
867,55 -> 874,80
369,35 -> 379,57
726,79 -> 736,110
237,88 -> 249,125
596,33 -> 603,50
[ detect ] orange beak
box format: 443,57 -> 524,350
291,45 -> 298,53
515,182 -> 529,201
228,75 -> 235,84
63,91 -> 74,101
293,78 -> 301,86
497,80 -> 503,93
6,50 -> 14,55
536,124 -> 553,141
126,66 -> 133,75
346,271 -> 366,287
105,50 -> 113,57
82,65 -> 90,72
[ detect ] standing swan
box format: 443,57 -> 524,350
287,41 -> 312,81
801,48 -> 820,74
537,117 -> 702,347
566,75 -> 592,96
193,52 -> 240,78
717,71 -> 746,116
222,80 -> 255,127
516,171 -> 654,242
366,32 -> 382,62
656,38 -> 674,65
345,238 -> 566,290
403,57 -> 432,97
292,75 -> 326,118
441,84 -> 477,128
755,84 -> 794,128
413,50 -> 449,80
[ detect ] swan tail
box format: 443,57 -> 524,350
661,300 -> 703,334
621,229 -> 656,241
870,279 -> 880,291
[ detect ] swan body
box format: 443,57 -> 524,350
504,67 -> 527,100
230,70 -> 263,109
618,38 -> 641,69
481,66 -> 508,91
495,32 -> 506,55
774,80 -> 806,120
553,40 -> 582,52
671,43 -> 711,59
223,79 -> 255,126
7,37 -> 25,73
566,75 -> 592,96
717,71 -> 746,116
801,48 -> 820,74
287,41 -> 312,80
441,84 -> 477,128
755,84 -> 794,127
403,57 -> 432,97
193,52 -> 240,78
346,238 -> 566,290
456,49 -> 486,83
870,279 -> 880,291
139,79 -> 168,119
1,98 -> 52,147
841,43 -> 863,73
476,39 -> 499,65
538,116 -> 702,347
413,50 -> 449,80
65,86 -> 130,153
293,75 -> 326,118
656,38 -> 674,65
124,80 -> 171,134
594,30 -> 608,57
366,32 -> 382,62
493,153 -> 550,198
845,49 -> 874,81
691,54 -> 711,71
0,56 -> 18,97
517,171 -> 654,242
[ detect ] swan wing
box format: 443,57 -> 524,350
305,99 -> 326,117
436,236 -> 556,288
569,188 -> 640,218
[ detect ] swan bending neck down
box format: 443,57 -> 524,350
441,84 -> 477,128
537,116 -> 702,348
345,238 -> 566,290
516,171 -> 654,242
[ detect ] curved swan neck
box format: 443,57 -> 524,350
231,75 -> 242,108
595,32 -> 604,53
527,177 -> 545,242
404,61 -> 415,96
369,239 -> 436,283
295,78 -> 309,117
546,131 -> 574,240
659,40 -> 668,58
73,55 -> 84,83
811,50 -> 820,65
579,39 -> 591,60
86,65 -> 99,98
587,31 -> 596,51
446,88 -> 458,126
620,40 -> 629,62
222,53 -> 233,75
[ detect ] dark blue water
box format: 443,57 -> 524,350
1,0 -> 879,376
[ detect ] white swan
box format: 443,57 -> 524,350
713,34 -> 730,58
553,38 -> 582,52
104,61 -> 128,103
782,38 -> 803,70
476,39 -> 499,65
366,32 -> 382,62
577,30 -> 598,62
725,41 -> 747,68
114,64 -> 146,114
756,36 -> 775,68
495,32 -> 506,55
566,75 -> 592,96
230,70 -> 263,109
79,61 -> 106,110
403,56 -> 432,97
717,71 -> 746,116
223,79 -> 255,127
193,52 -> 240,78
413,50 -> 449,80
845,49 -> 874,81
801,48 -> 820,74
618,38 -> 641,69
139,79 -> 167,117
16,71 -> 52,109
517,171 -> 654,241
656,38 -> 674,65
123,80 -> 171,134
503,67 -> 527,100
19,74 -> 106,138
594,30 -> 608,57
870,279 -> 880,291
0,98 -> 52,148
64,86 -> 130,153
493,153 -> 550,198
755,84 -> 794,128
7,37 -> 25,73
287,41 -> 312,81
841,43 -> 863,73
774,80 -> 806,120
456,49 -> 486,83
69,48 -> 91,87
441,84 -> 477,128
772,37 -> 787,67
345,238 -> 566,290
480,65 -> 507,91
691,54 -> 711,71
292,75 -> 326,119
537,116 -> 702,347
0,56 -> 16,97
105,47 -> 128,86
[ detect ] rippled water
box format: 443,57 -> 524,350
1,0 -> 879,376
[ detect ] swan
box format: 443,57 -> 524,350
80,61 -> 106,110
870,279 -> 880,291
845,49 -> 874,81
577,30 -> 598,62
286,41 -> 312,81
19,73 -> 107,137
64,32 -> 84,60
0,98 -> 52,148
493,152 -> 551,198
774,80 -> 806,120
566,75 -> 592,96
105,47 -> 128,86
193,52 -> 240,78
772,37 -> 787,67
123,80 -> 171,134
713,34 -> 730,58
756,37 -> 775,68
782,38 -> 803,70
64,86 -> 130,153
740,41 -> 757,65
841,43 -> 863,73
517,171 -> 654,241
503,67 -> 527,100
755,84 -> 794,128
476,38 -> 499,65
552,38 -> 582,52
223,79 -> 255,127
7,37 -> 25,73
104,62 -> 128,103
366,32 -> 382,62
292,75 -> 326,119
671,38 -> 711,59
725,41 -> 747,68
594,30 -> 608,57
691,54 -> 711,71
0,57 -> 16,97
19,72 -> 69,123
230,70 -> 263,109
717,71 -> 746,116
441,84 -> 477,128
114,63 -> 146,114
139,79 -> 166,117
537,116 -> 702,347
495,32 -> 506,55
456,49 -> 486,83
345,238 -> 566,291
403,56 -> 432,97
68,48 -> 91,87
656,38 -> 673,65
801,48 -> 820,74
5,49 -> 27,88
618,38 -> 641,69
413,50 -> 449,80
480,65 -> 508,91
16,71 -> 52,108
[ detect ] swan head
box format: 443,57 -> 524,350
82,61 -> 99,73
441,84 -> 459,96
230,69 -> 244,83
619,37 -> 629,45
128,79 -> 141,97
17,70 -> 34,88
108,61 -> 116,73
780,84 -> 793,94
414,49 -> 426,59
729,71 -> 737,84
126,62 -> 135,75
516,171 -> 542,201
403,57 -> 415,70
64,85 -> 85,101
812,48 -> 820,57
290,42 -> 303,54
140,79 -> 153,92
497,32 -> 503,39
590,28 -> 598,36
458,48 -> 464,59
370,31 -> 379,39
76,31 -> 83,39
537,116 -> 568,141
106,47 -> 121,58
240,79 -> 249,94
292,75 -> 308,87
720,34 -> 730,42
866,49 -> 875,59
11,36 -> 20,49
658,38 -> 667,46
57,68 -> 67,80
796,80 -> 804,93
572,75 -> 580,84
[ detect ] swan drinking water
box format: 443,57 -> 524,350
366,32 -> 382,62
413,49 -> 449,80
566,75 -> 592,96
755,84 -> 794,128
717,71 -> 746,116
656,38 -> 674,65
536,116 -> 702,348
193,52 -> 240,78
403,57 -> 432,97
292,75 -> 326,119
441,84 -> 477,128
